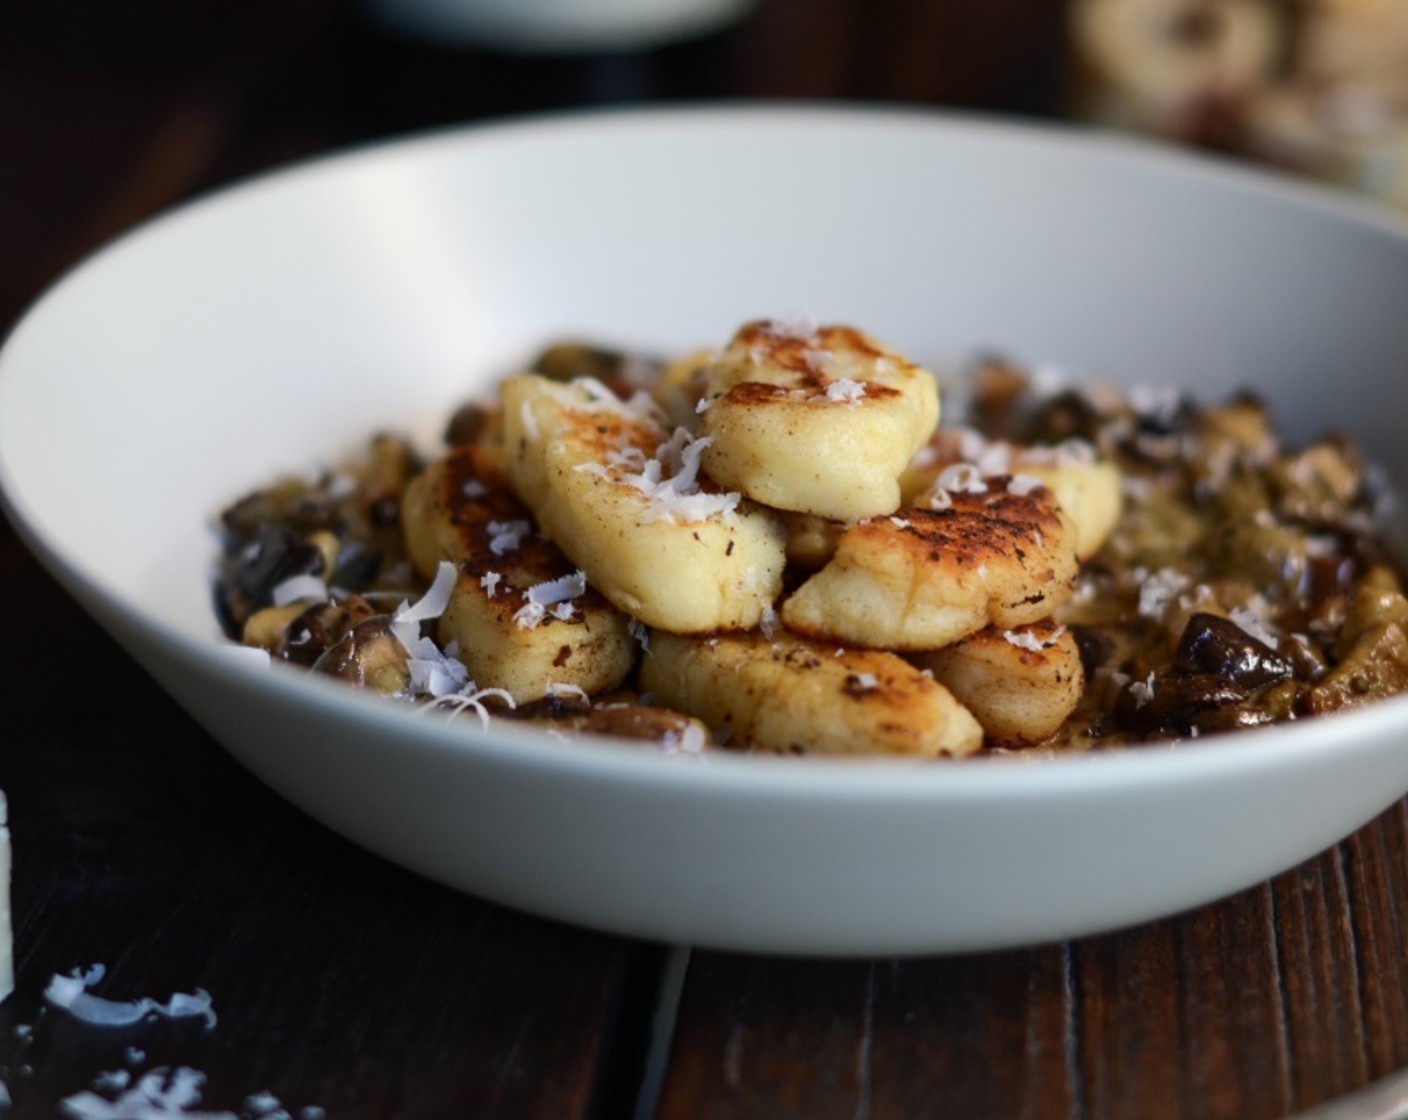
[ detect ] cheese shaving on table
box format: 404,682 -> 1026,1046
242,1092 -> 281,1115
93,1071 -> 133,1093
60,1067 -> 234,1120
1,789 -> 11,1006
44,964 -> 217,1030
63,1071 -> 322,1120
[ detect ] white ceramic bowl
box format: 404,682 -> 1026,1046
5,105 -> 1408,956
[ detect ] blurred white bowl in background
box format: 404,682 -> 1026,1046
360,0 -> 754,53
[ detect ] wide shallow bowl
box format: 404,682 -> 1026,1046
5,105 -> 1408,956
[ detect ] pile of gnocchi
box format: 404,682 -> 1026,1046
218,317 -> 1126,757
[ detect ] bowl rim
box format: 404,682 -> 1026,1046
7,97 -> 1408,345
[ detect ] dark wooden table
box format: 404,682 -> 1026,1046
5,2 -> 1408,1117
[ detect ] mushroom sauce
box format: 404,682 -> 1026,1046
212,343 -> 1408,754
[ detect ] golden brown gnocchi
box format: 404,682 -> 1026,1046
216,318 -> 1408,755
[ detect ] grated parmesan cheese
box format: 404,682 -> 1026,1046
1231,599 -> 1280,648
324,471 -> 358,500
977,444 -> 1013,476
926,488 -> 954,511
935,463 -> 988,495
406,649 -> 471,698
511,570 -> 586,629
824,377 -> 866,403
1138,568 -> 1190,620
524,570 -> 587,608
270,574 -> 328,607
386,563 -> 480,698
763,312 -> 821,340
1128,673 -> 1157,709
1002,626 -> 1064,651
392,561 -> 456,627
420,686 -> 517,729
663,723 -> 709,757
243,1092 -> 281,1115
487,519 -> 530,556
578,427 -> 741,524
519,399 -> 540,442
1025,438 -> 1096,468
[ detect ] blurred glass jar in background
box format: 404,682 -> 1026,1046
1069,0 -> 1408,211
